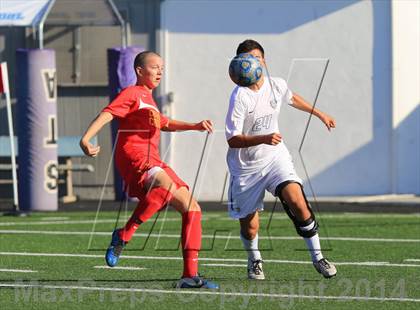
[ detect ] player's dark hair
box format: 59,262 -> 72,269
236,39 -> 265,57
134,51 -> 160,71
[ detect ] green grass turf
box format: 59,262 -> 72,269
0,210 -> 419,309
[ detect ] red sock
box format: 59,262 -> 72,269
182,211 -> 202,278
119,187 -> 173,242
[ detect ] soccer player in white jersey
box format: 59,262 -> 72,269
225,39 -> 337,280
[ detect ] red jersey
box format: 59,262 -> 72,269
102,85 -> 168,182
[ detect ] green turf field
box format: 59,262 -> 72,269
0,209 -> 419,309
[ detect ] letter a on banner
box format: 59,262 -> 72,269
41,69 -> 57,102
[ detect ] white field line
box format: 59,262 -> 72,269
93,266 -> 146,271
0,268 -> 37,273
0,218 -> 183,227
0,214 -> 224,227
0,217 -> 236,226
40,217 -> 69,221
0,213 -> 418,227
338,194 -> 418,203
261,261 -> 420,268
322,237 -> 420,243
0,219 -> 118,226
264,213 -> 420,219
404,259 -> 420,262
221,214 -> 420,221
0,283 -> 419,303
201,263 -> 246,267
1,229 -> 419,243
0,251 -> 419,268
0,230 -> 110,236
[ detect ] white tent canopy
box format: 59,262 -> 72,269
0,0 -> 126,48
0,0 -> 51,27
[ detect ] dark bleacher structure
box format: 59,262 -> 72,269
0,135 -> 96,203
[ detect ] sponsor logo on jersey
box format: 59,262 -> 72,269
269,97 -> 277,109
139,98 -> 159,112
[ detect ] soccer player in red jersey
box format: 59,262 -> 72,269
80,51 -> 218,289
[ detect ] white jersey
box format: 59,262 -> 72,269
225,76 -> 293,176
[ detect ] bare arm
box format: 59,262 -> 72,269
162,119 -> 213,133
80,111 -> 114,157
227,133 -> 282,148
291,93 -> 336,131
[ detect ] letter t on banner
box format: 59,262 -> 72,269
0,62 -> 19,210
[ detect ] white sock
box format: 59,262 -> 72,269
301,221 -> 324,262
240,233 -> 262,262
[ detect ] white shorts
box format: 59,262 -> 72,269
227,153 -> 302,219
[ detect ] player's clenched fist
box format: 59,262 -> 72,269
195,120 -> 213,133
263,132 -> 282,145
80,139 -> 101,157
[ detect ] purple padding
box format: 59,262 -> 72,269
107,46 -> 144,200
16,49 -> 58,211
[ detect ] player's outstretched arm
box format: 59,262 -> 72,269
228,133 -> 282,148
291,93 -> 336,131
80,112 -> 114,157
163,119 -> 213,133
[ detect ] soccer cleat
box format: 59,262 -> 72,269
313,258 -> 337,278
248,259 -> 265,280
174,276 -> 219,289
105,229 -> 126,267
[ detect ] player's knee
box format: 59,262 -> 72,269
281,188 -> 306,210
287,195 -> 305,209
279,196 -> 318,238
179,198 -> 201,213
295,216 -> 319,238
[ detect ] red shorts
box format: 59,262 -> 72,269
126,163 -> 189,200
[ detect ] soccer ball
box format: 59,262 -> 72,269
229,53 -> 263,87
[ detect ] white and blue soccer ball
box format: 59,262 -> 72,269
229,53 -> 263,87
